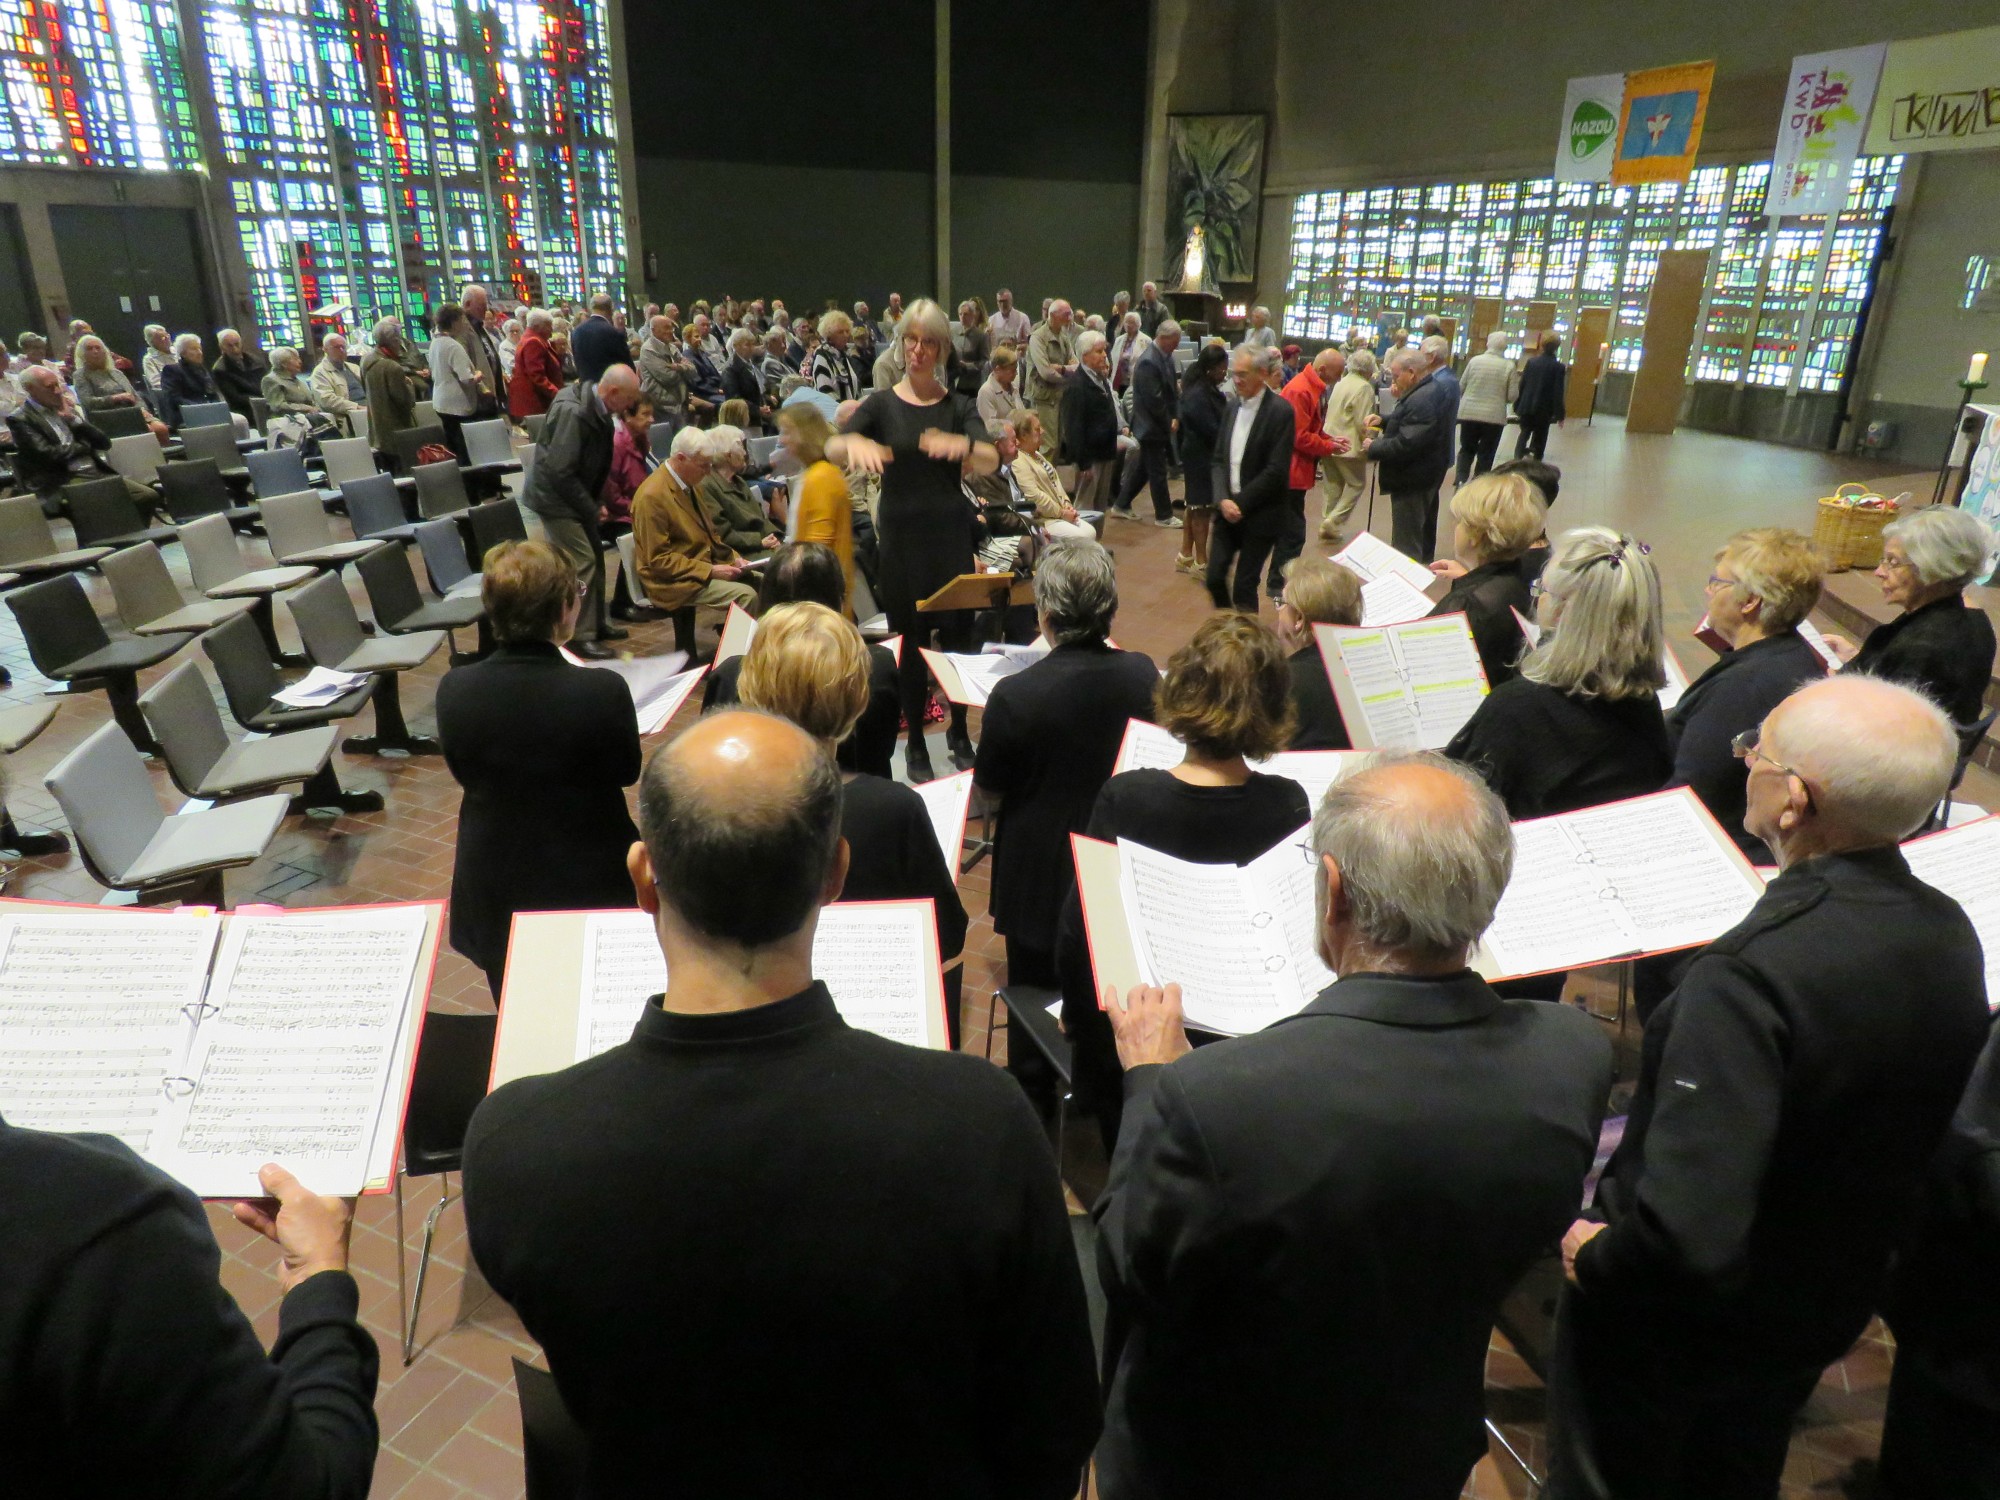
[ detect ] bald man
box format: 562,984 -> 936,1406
1550,676 -> 1991,1500
1096,753 -> 1611,1499
462,713 -> 1099,1496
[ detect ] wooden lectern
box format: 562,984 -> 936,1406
918,572 -> 1033,614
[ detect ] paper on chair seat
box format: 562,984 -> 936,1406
274,666 -> 371,707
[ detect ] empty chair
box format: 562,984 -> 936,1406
248,396 -> 271,435
412,399 -> 438,429
322,435 -> 415,498
177,401 -> 233,430
356,544 -> 485,644
157,458 -> 260,526
179,422 -> 249,480
521,413 -> 547,443
344,472 -> 422,545
100,543 -> 256,636
200,610 -> 376,738
3,574 -> 194,752
139,659 -> 375,814
45,720 -> 288,906
412,459 -> 471,520
259,490 -> 382,570
0,701 -> 68,857
179,511 -> 316,662
649,421 -> 673,461
415,517 -> 484,601
63,476 -> 177,548
105,432 -> 168,487
91,404 -> 153,440
397,1011 -> 499,1363
389,424 -> 447,475
246,446 -> 336,509
619,530 -> 695,656
348,407 -> 370,444
0,495 -> 113,579
285,571 -> 444,754
464,497 -> 528,562
460,418 -> 522,477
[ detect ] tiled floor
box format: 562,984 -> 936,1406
1,417 -> 1981,1498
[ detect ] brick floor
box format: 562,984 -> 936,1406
1,419 -> 1979,1497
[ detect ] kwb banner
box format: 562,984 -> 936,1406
1555,73 -> 1625,184
1612,61 -> 1715,186
1863,24 -> 2000,156
1770,44 -> 1886,218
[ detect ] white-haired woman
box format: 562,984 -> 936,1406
1456,330 -> 1514,483
157,333 -> 233,431
1445,526 -> 1673,819
139,323 -> 175,391
260,345 -> 336,446
697,424 -> 779,559
830,297 -> 999,781
1825,505 -> 1998,728
73,335 -> 169,440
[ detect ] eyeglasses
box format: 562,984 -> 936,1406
1731,729 -> 1817,812
1705,573 -> 1735,591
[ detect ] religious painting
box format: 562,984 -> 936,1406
1164,113 -> 1267,287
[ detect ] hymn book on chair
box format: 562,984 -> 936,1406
1313,615 -> 1490,750
0,900 -> 442,1198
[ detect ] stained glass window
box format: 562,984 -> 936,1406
1284,156 -> 1903,394
0,0 -> 200,168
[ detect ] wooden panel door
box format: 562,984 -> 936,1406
48,205 -> 214,360
1627,250 -> 1711,436
1567,305 -> 1614,420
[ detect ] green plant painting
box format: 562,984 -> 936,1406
1165,114 -> 1266,285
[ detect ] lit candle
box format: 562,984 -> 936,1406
1969,352 -> 1989,385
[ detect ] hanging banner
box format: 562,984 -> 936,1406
1770,43 -> 1887,218
1555,73 -> 1626,183
1611,60 -> 1715,186
1863,24 -> 2000,156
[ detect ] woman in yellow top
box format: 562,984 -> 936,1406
777,402 -> 854,605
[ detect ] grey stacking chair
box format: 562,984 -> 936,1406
246,446 -> 338,509
178,512 -> 316,663
284,572 -> 443,754
414,517 -> 484,601
179,422 -> 248,479
248,396 -> 271,436
3,573 -> 192,751
412,459 -> 471,519
388,424 -> 447,475
323,435 -> 415,499
45,720 -> 288,906
746,434 -> 779,469
157,459 -> 260,527
462,497 -> 527,567
91,404 -> 152,440
259,490 -> 382,570
356,545 -> 485,640
344,472 -> 422,545
177,400 -> 233,430
348,408 -> 370,444
105,433 -> 168,486
100,544 -> 255,637
412,399 -> 438,429
63,476 -> 176,549
139,661 -> 340,807
0,495 -> 113,578
460,418 -> 521,477
521,413 -> 546,442
200,611 -> 376,737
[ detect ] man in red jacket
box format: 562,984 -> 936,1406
508,308 -> 565,421
1269,349 -> 1348,599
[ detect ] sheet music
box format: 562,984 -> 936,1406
1360,572 -> 1436,627
715,604 -> 757,663
1658,646 -> 1691,713
576,911 -> 666,1060
1796,619 -> 1843,674
1244,836 -> 1336,1004
912,771 -> 974,876
811,902 -> 938,1047
1902,818 -> 2000,1006
1115,719 -> 1187,773
1258,751 -> 1364,814
1326,628 -> 1420,748
0,912 -> 221,1151
162,907 -> 427,1197
1395,618 -> 1489,747
1334,531 -> 1437,591
935,651 -> 1027,707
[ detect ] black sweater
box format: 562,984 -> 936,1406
838,771 -> 969,961
0,1119 -> 379,1499
1849,592 -> 1996,728
1431,557 -> 1533,687
463,984 -> 1101,1497
1286,643 -> 1351,750
1444,675 -> 1672,819
1665,630 -> 1826,858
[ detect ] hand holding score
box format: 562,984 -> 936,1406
1105,983 -> 1193,1070
232,1163 -> 354,1293
1430,558 -> 1469,581
1561,1218 -> 1606,1283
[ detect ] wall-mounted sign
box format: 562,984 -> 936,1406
1612,60 -> 1715,186
1555,74 -> 1626,183
1864,24 -> 2000,156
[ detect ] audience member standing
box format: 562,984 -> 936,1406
1175,343 -> 1229,578
1026,300 -> 1078,455
457,283 -> 506,419
1275,556 -> 1362,748
1096,753 -> 1610,1499
1455,331 -> 1513,483
1205,343 -> 1294,611
1135,281 -> 1166,337
778,404 -> 854,600
1274,348 -> 1348,596
426,303 -> 485,463
989,287 -> 1031,348
977,346 -> 1025,432
1550,675 -> 1989,1500
1512,332 -> 1567,459
508,309 -> 565,422
1426,470 -> 1549,687
462,712 -> 1100,1496
522,365 -> 636,658
1241,305 -> 1277,349
1059,330 -> 1125,519
435,540 -> 641,997
362,318 -> 418,448
1364,346 -> 1456,562
1319,347 -> 1377,543
810,312 -> 863,404
571,293 -> 630,384
1113,319 -> 1182,527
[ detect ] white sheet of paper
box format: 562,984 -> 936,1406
714,604 -> 757,663
913,771 -> 975,878
1114,719 -> 1186,774
633,665 -> 708,734
274,666 -> 370,708
1334,531 -> 1437,591
1359,572 -> 1437,627
1257,751 -> 1365,813
1796,618 -> 1844,674
936,651 -> 1027,707
1902,817 -> 2000,1007
159,908 -> 427,1198
575,911 -> 665,1061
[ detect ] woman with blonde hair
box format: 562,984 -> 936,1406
1445,526 -> 1671,819
72,335 -> 168,439
1275,556 -> 1363,749
1427,470 -> 1549,686
778,403 -> 853,600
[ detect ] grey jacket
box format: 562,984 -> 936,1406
521,383 -> 613,526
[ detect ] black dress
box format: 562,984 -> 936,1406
1666,631 -> 1826,859
1849,593 -> 1997,729
838,773 -> 968,964
703,643 -> 901,779
1287,643 -> 1351,750
1432,557 -> 1533,687
435,640 -> 643,988
1445,675 -> 1672,820
1177,378 -> 1226,509
1058,769 -> 1312,1148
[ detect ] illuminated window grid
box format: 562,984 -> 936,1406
0,0 -> 199,168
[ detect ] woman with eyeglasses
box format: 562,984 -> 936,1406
1445,526 -> 1673,820
1820,506 -> 1997,730
1426,470 -> 1549,687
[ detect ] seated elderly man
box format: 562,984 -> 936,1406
1096,752 -> 1611,1499
6,367 -> 158,514
308,333 -> 366,435
975,412 -> 1095,540
630,425 -> 760,618
1549,675 -> 1991,1500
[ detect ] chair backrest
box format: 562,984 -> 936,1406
512,1358 -> 588,1500
389,423 -> 447,474
285,570 -> 367,667
746,434 -> 779,470
63,477 -> 147,547
139,660 -> 232,793
246,446 -> 313,500
522,413 -> 547,442
179,512 -> 253,592
157,459 -> 233,522
259,490 -> 337,561
0,496 -> 61,568
465,498 -> 528,562
200,611 -> 282,726
616,531 -> 636,585
348,407 -> 370,442
461,418 -> 513,468
93,404 -> 151,439
99,544 -> 187,631
179,400 -> 232,430
248,396 -> 271,435
45,721 -> 166,886
648,421 -> 672,460
179,424 -> 241,468
412,399 -> 438,429
319,436 -> 378,490
343,472 -> 411,540
4,573 -> 112,676
415,517 -> 475,595
355,543 -> 424,631
412,460 -> 470,519
106,433 -> 166,483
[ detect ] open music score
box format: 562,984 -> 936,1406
1314,614 -> 1489,750
920,648 -> 1031,708
912,770 -> 975,882
715,602 -> 757,663
0,901 -> 441,1198
1113,718 -> 1366,814
1332,532 -> 1439,593
1358,573 -> 1437,627
492,900 -> 949,1087
1901,815 -> 2000,1007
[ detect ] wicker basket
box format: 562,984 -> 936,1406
1813,483 -> 1899,571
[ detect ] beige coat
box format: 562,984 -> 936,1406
1323,370 -> 1378,450
631,463 -> 735,611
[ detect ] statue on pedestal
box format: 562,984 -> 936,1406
1169,224 -> 1220,297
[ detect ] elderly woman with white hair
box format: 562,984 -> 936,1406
830,296 -> 999,781
260,345 -> 336,445
72,335 -> 169,440
1824,505 -> 1998,730
1455,330 -> 1514,484
696,424 -> 779,559
157,332 -> 243,432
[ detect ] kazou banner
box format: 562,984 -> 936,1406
1770,43 -> 1886,218
1612,60 -> 1716,186
1556,73 -> 1626,183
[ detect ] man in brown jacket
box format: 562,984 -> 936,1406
631,425 -> 761,614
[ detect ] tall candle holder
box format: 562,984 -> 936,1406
1933,369 -> 1992,506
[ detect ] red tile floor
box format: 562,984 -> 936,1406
0,417 -> 1983,1498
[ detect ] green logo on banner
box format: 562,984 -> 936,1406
1570,100 -> 1616,160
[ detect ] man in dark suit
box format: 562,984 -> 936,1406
682,319 -> 725,412
6,368 -> 158,517
1058,330 -> 1124,518
719,328 -> 772,428
463,711 -> 1100,1496
1365,345 -> 1456,562
1112,321 -> 1182,525
1096,752 -> 1612,1499
1513,332 -> 1567,459
1205,342 -> 1295,611
570,293 -> 630,385
1550,675 -> 1991,1500
521,365 -> 635,658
